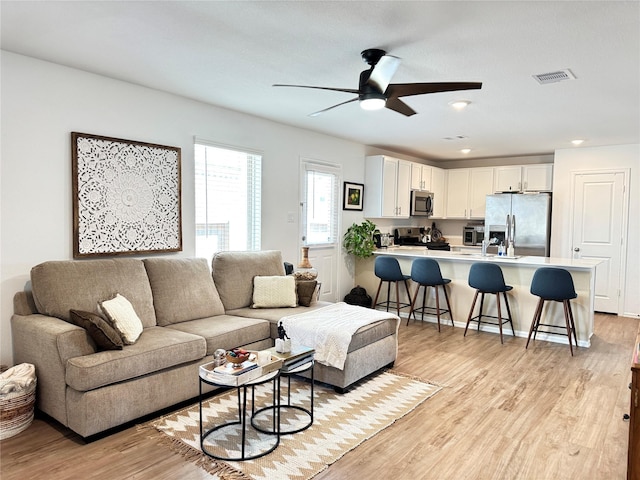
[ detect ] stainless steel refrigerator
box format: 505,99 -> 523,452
484,193 -> 552,257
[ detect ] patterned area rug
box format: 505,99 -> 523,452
142,370 -> 441,480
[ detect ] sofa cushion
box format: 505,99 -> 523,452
166,314 -> 270,355
144,258 -> 225,326
70,310 -> 124,351
65,326 -> 206,392
252,275 -> 297,308
211,250 -> 285,311
31,259 -> 157,328
99,294 -> 144,344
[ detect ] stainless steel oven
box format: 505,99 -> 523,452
410,191 -> 433,217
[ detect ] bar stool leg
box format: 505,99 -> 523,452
408,284 -> 420,326
502,292 -> 515,336
434,285 -> 442,332
464,290 -> 480,337
567,300 -> 578,346
563,299 -> 574,356
373,280 -> 383,310
496,293 -> 504,344
477,293 -> 486,331
442,284 -> 454,326
526,298 -> 544,349
395,282 -> 401,316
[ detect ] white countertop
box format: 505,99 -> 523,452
374,246 -> 600,270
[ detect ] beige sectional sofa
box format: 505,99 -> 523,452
11,250 -> 398,439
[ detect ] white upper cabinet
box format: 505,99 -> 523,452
468,168 -> 494,218
494,166 -> 523,192
445,169 -> 470,218
364,155 -> 411,218
522,164 -> 553,191
445,167 -> 494,219
430,166 -> 446,218
494,164 -> 553,192
411,163 -> 432,191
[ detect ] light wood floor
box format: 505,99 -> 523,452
1,313 -> 637,480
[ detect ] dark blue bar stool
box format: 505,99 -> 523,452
526,267 -> 578,356
372,256 -> 412,316
408,258 -> 454,331
464,262 -> 515,344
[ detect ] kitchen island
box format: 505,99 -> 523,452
354,247 -> 601,348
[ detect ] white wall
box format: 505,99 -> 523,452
0,52 -> 375,366
552,144 -> 640,318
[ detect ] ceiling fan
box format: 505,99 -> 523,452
273,48 -> 482,117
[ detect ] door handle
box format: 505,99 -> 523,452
574,247 -> 580,252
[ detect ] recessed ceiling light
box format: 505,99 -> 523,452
460,148 -> 471,154
449,100 -> 471,111
571,139 -> 584,146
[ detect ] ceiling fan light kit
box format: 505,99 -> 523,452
274,48 -> 482,117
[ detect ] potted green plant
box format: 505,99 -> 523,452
343,220 -> 379,258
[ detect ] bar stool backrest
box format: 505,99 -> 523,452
468,262 -> 509,293
411,258 -> 445,286
530,267 -> 577,301
374,256 -> 406,281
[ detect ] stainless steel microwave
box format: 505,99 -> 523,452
411,191 -> 433,217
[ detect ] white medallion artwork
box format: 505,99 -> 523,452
72,133 -> 182,257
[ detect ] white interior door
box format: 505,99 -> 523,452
572,171 -> 627,314
300,159 -> 340,302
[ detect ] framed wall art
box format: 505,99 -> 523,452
71,132 -> 182,258
343,182 -> 364,211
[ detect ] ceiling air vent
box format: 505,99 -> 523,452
533,69 -> 576,85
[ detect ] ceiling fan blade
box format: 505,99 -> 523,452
367,55 -> 401,93
273,84 -> 359,95
385,97 -> 417,117
387,82 -> 482,98
308,98 -> 359,117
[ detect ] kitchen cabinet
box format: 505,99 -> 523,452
468,168 -> 494,218
445,167 -> 494,219
364,155 -> 411,218
411,163 -> 432,191
523,164 -> 553,191
430,166 -> 446,218
445,169 -> 470,218
494,164 -> 553,192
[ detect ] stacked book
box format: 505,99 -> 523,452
200,354 -> 283,386
268,345 -> 315,373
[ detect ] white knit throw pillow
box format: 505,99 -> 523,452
252,275 -> 297,308
100,294 -> 143,344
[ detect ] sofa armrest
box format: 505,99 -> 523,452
11,313 -> 95,426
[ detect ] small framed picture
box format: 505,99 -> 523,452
343,182 -> 364,211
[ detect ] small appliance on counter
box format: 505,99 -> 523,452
394,226 -> 450,251
373,232 -> 392,248
463,224 -> 485,246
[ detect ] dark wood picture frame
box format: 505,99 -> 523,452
71,132 -> 182,258
343,182 -> 364,211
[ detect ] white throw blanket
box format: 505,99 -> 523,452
280,302 -> 400,370
0,363 -> 36,395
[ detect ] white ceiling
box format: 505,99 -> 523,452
2,1 -> 639,161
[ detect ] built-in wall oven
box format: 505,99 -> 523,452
410,191 -> 434,217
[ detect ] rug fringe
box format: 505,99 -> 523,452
384,368 -> 449,388
137,422 -> 252,479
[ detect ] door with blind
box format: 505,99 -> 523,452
300,160 -> 340,302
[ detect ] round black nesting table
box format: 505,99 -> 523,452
251,358 -> 314,435
199,368 -> 280,461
